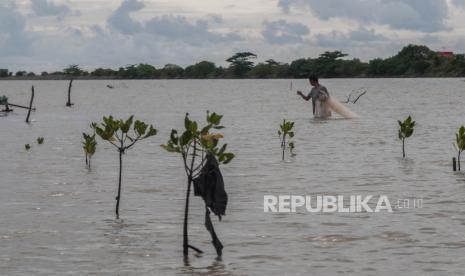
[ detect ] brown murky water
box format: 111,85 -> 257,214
1,79 -> 465,275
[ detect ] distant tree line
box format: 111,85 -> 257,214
2,44 -> 465,79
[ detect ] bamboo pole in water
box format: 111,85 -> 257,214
9,103 -> 36,110
25,86 -> 34,123
66,79 -> 74,107
4,103 -> 12,112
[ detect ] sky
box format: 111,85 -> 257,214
3,0 -> 465,72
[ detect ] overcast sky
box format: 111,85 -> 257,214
3,0 -> 465,72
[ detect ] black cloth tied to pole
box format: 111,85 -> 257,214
193,154 -> 228,219
193,154 -> 228,256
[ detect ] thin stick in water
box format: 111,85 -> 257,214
66,79 -> 74,107
25,86 -> 34,123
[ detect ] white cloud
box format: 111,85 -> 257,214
107,0 -> 144,34
262,20 -> 309,44
106,0 -> 242,45
348,27 -> 386,42
144,15 -> 242,45
0,2 -> 32,57
30,0 -> 80,18
3,0 -> 465,72
452,0 -> 465,8
315,27 -> 385,48
278,0 -> 449,32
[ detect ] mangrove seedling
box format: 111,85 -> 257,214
25,144 -> 31,151
161,111 -> 234,257
455,125 -> 465,171
92,115 -> 157,219
0,95 -> 12,112
278,119 -> 296,161
82,133 -> 97,169
0,95 -> 8,105
37,137 -> 44,145
398,115 -> 415,158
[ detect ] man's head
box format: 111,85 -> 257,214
308,75 -> 318,86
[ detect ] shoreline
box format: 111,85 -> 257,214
1,76 -> 465,81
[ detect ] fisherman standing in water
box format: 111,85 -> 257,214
297,75 -> 331,119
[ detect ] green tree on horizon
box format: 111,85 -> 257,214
184,61 -> 216,78
8,44 -> 465,79
0,69 -> 8,78
226,52 -> 257,77
64,65 -> 85,76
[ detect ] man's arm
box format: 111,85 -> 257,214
297,90 -> 311,101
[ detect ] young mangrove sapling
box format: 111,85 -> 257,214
92,115 -> 157,219
82,132 -> 97,169
161,111 -> 234,257
278,119 -> 296,161
398,116 -> 415,158
455,126 -> 465,171
37,137 -> 44,145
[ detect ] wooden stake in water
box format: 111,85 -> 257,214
25,86 -> 34,123
4,102 -> 12,112
8,103 -> 36,111
453,157 -> 457,171
66,79 -> 74,107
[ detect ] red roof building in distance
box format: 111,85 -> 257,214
437,51 -> 454,58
